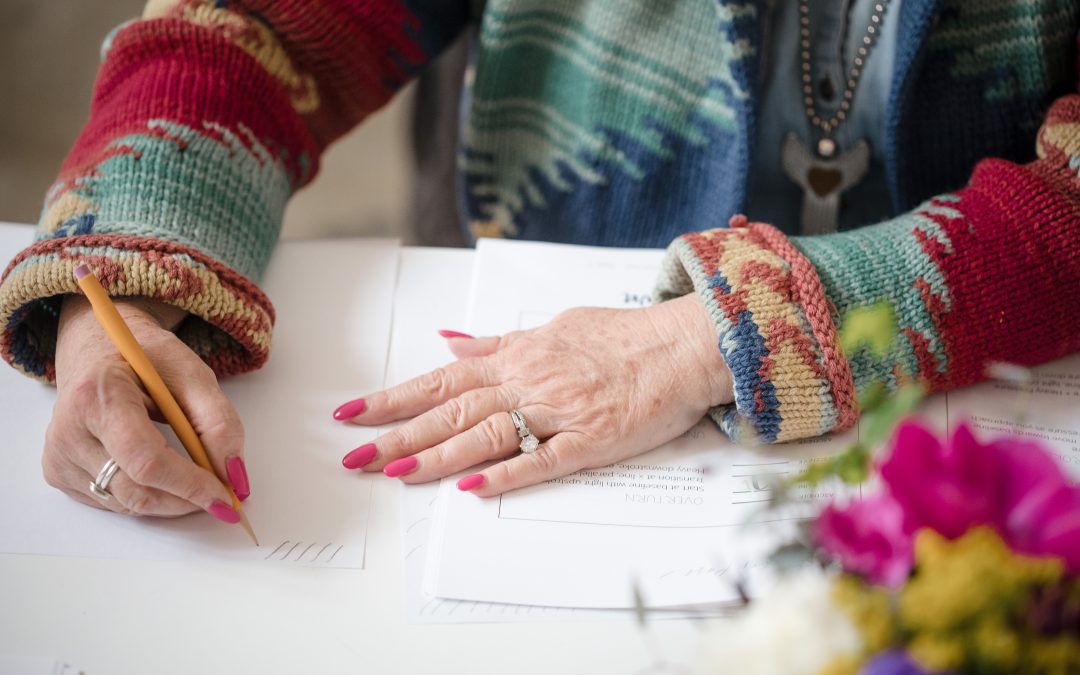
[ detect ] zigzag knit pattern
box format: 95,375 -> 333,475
0,0 -> 438,381
1,0 -> 1078,449
656,215 -> 857,443
659,93 -> 1080,440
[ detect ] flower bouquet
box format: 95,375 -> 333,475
694,309 -> 1079,675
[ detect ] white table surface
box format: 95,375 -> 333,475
0,224 -> 702,675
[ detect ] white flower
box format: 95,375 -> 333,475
694,568 -> 861,675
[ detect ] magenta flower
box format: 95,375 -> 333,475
815,420 -> 1080,582
879,421 -> 1080,572
880,423 -> 1005,539
994,437 -> 1080,571
815,492 -> 914,588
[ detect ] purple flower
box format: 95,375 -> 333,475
860,650 -> 941,675
816,492 -> 914,588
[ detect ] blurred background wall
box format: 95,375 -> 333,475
0,0 -> 418,241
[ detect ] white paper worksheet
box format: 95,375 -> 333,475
944,354 -> 1080,482
425,239 -> 860,609
0,224 -> 397,568
390,247 -> 728,623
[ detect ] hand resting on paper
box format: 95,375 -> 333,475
43,296 -> 249,522
336,294 -> 734,496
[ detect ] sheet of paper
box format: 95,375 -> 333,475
425,239 -> 862,609
0,654 -> 81,675
0,223 -> 397,567
391,246 -> 727,622
944,354 -> 1080,482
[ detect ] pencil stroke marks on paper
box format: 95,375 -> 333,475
264,539 -> 345,564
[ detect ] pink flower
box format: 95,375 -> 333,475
994,438 -> 1080,571
879,423 -> 1006,539
879,421 -> 1080,572
815,492 -> 914,588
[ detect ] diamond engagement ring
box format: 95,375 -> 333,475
509,409 -> 540,454
90,457 -> 121,501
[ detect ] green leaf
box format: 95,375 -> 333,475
840,304 -> 897,357
860,383 -> 925,450
768,542 -> 814,571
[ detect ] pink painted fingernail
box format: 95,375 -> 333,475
457,474 -> 486,492
208,500 -> 241,524
226,456 -> 250,501
342,443 -> 377,469
333,397 -> 366,421
437,329 -> 474,339
383,456 -> 418,478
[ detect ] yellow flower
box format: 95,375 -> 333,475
832,576 -> 895,653
1024,636 -> 1080,675
900,527 -> 1063,633
971,617 -> 1020,670
908,633 -> 965,672
816,654 -> 860,675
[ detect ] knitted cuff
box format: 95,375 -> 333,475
655,216 -> 857,444
0,234 -> 274,382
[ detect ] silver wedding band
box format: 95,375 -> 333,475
509,409 -> 540,454
89,457 -> 121,501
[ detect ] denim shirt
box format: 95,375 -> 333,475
746,0 -> 902,234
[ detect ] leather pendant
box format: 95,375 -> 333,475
807,167 -> 842,197
781,133 -> 871,234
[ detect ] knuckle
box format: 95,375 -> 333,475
41,452 -> 64,488
379,428 -> 412,457
187,357 -> 217,385
66,375 -> 102,410
125,490 -> 159,516
123,451 -> 166,486
200,412 -> 245,454
43,420 -> 71,456
425,444 -> 451,468
529,446 -> 561,474
476,418 -> 507,458
437,397 -> 470,430
418,367 -> 454,400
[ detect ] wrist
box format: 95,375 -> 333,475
114,297 -> 188,332
57,295 -> 187,385
61,294 -> 187,332
654,293 -> 734,408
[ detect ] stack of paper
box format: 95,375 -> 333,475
414,238 -> 1080,616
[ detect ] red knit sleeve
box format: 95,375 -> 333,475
0,0 -> 467,381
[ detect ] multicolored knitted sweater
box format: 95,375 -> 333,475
2,0 -> 1079,444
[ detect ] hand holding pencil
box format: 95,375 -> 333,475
40,263 -> 256,542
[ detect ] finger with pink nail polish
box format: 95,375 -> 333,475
457,474 -> 485,492
333,397 -> 366,421
437,329 -> 474,339
383,456 -> 418,478
343,443 -> 377,469
226,456 -> 250,501
207,500 -> 241,524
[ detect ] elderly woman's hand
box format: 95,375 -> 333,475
336,294 -> 733,495
44,296 -> 248,521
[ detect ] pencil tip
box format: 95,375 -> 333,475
238,512 -> 259,546
73,264 -> 91,280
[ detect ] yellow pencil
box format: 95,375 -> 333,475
73,263 -> 258,545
